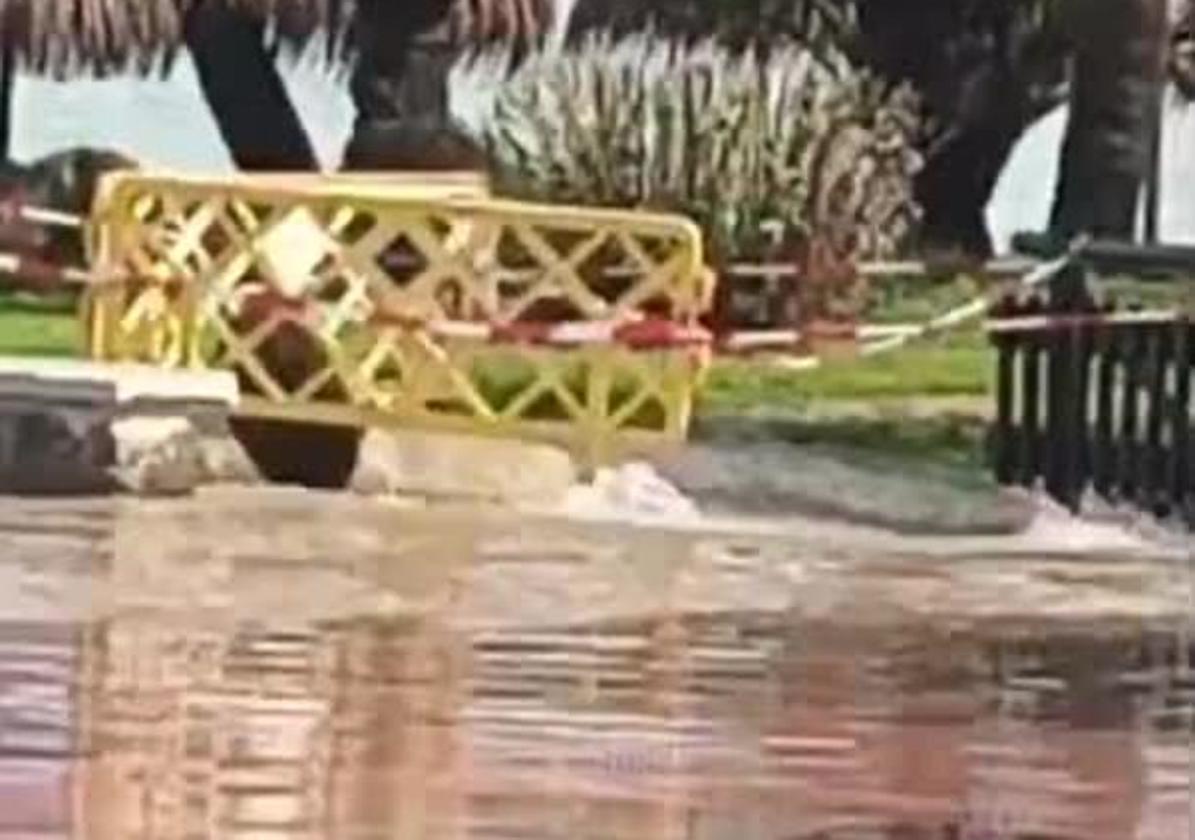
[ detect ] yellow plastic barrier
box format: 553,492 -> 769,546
82,171 -> 714,464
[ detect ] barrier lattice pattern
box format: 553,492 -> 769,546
83,173 -> 713,463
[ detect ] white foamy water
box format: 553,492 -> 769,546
542,453 -> 1191,562
1015,495 -> 1171,555
559,462 -> 704,524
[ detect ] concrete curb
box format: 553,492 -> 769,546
0,357 -> 1026,535
0,359 -> 238,496
0,357 -> 579,504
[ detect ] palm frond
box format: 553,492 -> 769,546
486,32 -> 923,263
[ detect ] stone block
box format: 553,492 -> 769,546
0,407 -> 116,494
0,357 -> 237,496
110,416 -> 209,496
0,358 -> 582,503
351,429 -> 577,506
0,357 -> 237,412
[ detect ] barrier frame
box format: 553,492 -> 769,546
81,171 -> 714,465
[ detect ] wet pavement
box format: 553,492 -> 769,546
0,488 -> 1189,839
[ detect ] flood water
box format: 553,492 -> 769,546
0,489 -> 1190,839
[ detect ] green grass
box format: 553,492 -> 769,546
866,272 -> 985,324
698,330 -> 995,472
704,330 -> 993,411
702,272 -> 993,414
0,290 -> 997,468
0,293 -> 82,357
3,250 -> 1187,485
0,278 -> 1158,475
0,303 -> 991,409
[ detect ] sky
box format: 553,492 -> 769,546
986,89 -> 1195,251
9,0 -> 1194,255
9,0 -> 583,172
12,51 -> 354,173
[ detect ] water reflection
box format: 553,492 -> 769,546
0,494 -> 1189,839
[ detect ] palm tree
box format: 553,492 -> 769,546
342,0 -> 553,169
1049,0 -> 1167,246
566,0 -> 1178,258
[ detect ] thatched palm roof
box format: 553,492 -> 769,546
565,0 -> 854,49
565,0 -> 1189,90
0,0 -> 553,78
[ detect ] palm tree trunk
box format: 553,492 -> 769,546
183,3 -> 318,171
855,1 -> 1059,259
0,49 -> 13,161
184,5 -> 339,488
1049,0 -> 1167,242
341,0 -> 483,171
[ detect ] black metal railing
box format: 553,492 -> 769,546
989,238 -> 1195,521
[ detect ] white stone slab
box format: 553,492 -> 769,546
0,357 -> 238,407
351,429 -> 577,505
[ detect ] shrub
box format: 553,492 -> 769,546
483,33 -> 923,269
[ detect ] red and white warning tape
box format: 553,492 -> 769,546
717,324 -> 921,354
16,206 -> 83,229
0,202 -> 89,289
0,204 -> 1086,367
401,316 -> 711,350
731,254 -> 1072,371
189,256 -> 1076,365
239,288 -> 712,351
0,252 -> 92,288
985,309 -> 1183,334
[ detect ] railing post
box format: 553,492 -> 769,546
1171,317 -> 1192,519
1144,321 -> 1169,513
1020,295 -> 1045,489
1093,300 -> 1119,499
992,294 -> 1018,485
996,239 -> 1195,522
1045,263 -> 1089,509
1065,296 -> 1095,509
1119,308 -> 1147,504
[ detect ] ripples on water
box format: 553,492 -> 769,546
0,492 -> 1189,839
